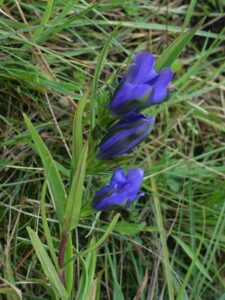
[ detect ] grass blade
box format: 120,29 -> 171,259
173,236 -> 211,282
81,213 -> 120,257
106,245 -> 125,300
31,0 -> 54,43
23,113 -> 67,223
90,27 -> 117,130
76,237 -> 97,300
64,234 -> 74,295
64,144 -> 88,231
182,0 -> 197,32
37,3 -> 98,44
148,160 -> 175,300
40,180 -> 58,270
27,227 -> 68,300
155,18 -> 204,72
71,89 -> 89,176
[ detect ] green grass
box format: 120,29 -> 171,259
1,1 -> 225,299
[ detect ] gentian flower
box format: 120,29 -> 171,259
98,113 -> 155,159
92,167 -> 144,210
110,52 -> 173,116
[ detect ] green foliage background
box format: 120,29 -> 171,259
0,1 -> 225,299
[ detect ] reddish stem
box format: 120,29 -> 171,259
58,231 -> 68,287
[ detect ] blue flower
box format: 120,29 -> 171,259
92,167 -> 144,210
110,52 -> 173,116
98,113 -> 155,159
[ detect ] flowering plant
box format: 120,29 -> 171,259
22,16 -> 202,297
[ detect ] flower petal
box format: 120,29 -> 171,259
93,192 -> 128,210
110,82 -> 152,116
150,68 -> 174,104
126,168 -> 144,197
110,168 -> 126,186
92,167 -> 145,211
126,52 -> 158,84
98,114 -> 155,159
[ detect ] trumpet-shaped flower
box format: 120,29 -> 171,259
92,167 -> 144,210
110,52 -> 173,116
98,113 -> 155,159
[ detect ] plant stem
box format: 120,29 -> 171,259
58,231 -> 68,287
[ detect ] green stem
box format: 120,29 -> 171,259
147,156 -> 174,300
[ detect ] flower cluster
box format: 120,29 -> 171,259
92,52 -> 173,210
98,52 -> 173,159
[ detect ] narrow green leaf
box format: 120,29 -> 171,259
76,237 -> 97,300
107,246 -> 125,300
64,144 -> 88,231
150,170 -> 175,300
85,279 -> 97,300
71,89 -> 89,176
37,3 -> 98,44
64,213 -> 120,268
155,18 -> 205,72
112,221 -> 146,236
64,234 -> 74,295
76,257 -> 89,300
0,286 -> 22,300
27,227 -> 68,300
176,237 -> 204,300
31,0 -> 54,43
182,0 -> 197,32
173,236 -> 212,281
86,238 -> 97,291
37,1 -> 76,44
23,114 -> 67,223
90,28 -> 118,130
94,271 -> 103,300
81,213 -> 120,257
40,180 -> 58,270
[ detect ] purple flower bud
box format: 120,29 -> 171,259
110,52 -> 173,116
92,167 -> 144,210
98,114 -> 155,159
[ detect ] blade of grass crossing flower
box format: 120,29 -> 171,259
155,18 -> 204,72
27,227 -> 68,300
64,234 -> 74,295
90,27 -> 118,130
23,114 -> 67,223
71,89 -> 89,177
40,180 -> 58,270
64,144 -> 88,231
